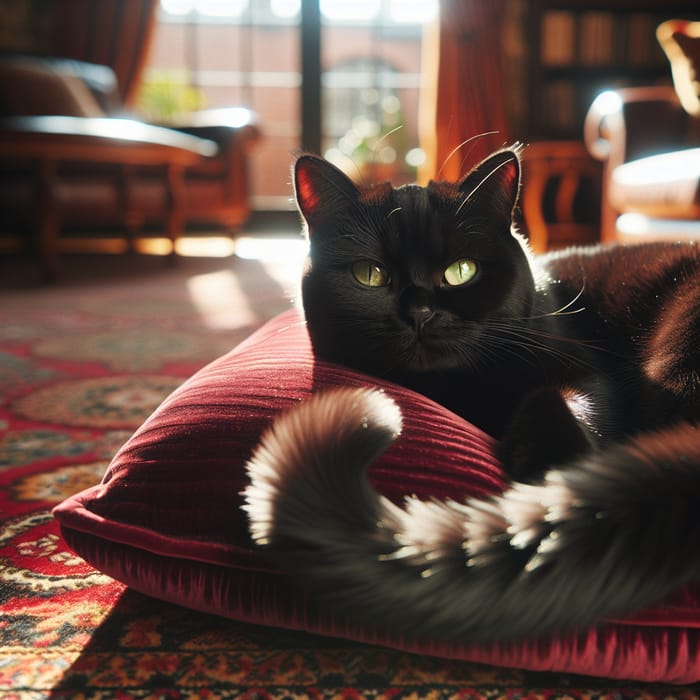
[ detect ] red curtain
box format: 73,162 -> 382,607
54,0 -> 159,105
421,0 -> 511,182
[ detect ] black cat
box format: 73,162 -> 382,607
244,147 -> 700,642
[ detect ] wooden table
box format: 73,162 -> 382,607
0,116 -> 218,281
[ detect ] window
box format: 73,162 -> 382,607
143,0 -> 435,209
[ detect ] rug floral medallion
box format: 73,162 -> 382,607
1,254 -> 699,699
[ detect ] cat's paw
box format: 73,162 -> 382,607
499,387 -> 595,481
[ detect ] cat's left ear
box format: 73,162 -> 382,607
457,146 -> 521,219
294,155 -> 359,228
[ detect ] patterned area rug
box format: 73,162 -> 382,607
1,249 -> 699,699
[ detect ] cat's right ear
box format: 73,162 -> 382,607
294,155 -> 359,228
457,147 -> 522,220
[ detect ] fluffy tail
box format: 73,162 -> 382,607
244,387 -> 700,642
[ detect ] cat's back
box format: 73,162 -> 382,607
540,240 -> 700,332
544,239 -> 699,278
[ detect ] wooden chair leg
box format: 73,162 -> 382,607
166,163 -> 185,262
36,159 -> 61,283
120,164 -> 143,254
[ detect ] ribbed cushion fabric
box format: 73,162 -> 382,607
54,308 -> 700,684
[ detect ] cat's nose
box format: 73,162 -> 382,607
406,304 -> 436,330
401,288 -> 436,330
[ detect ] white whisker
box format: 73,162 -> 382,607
374,125 -> 404,149
462,159 -> 513,207
437,132 -> 500,179
519,284 -> 587,320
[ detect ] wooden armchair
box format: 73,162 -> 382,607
583,21 -> 700,244
0,54 -> 261,279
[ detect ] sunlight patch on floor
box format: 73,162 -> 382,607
235,235 -> 307,305
140,234 -> 308,263
38,233 -> 307,261
234,235 -> 308,262
137,236 -> 237,257
184,236 -> 307,329
186,269 -> 259,330
53,236 -> 236,257
176,236 -> 237,257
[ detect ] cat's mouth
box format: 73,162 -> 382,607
401,326 -> 479,372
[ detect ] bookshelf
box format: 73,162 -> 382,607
525,0 -> 699,141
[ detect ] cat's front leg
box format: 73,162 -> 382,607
499,386 -> 600,482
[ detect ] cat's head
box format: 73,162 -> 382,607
295,147 -> 537,376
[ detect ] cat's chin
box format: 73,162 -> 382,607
400,339 -> 471,373
405,355 -> 466,373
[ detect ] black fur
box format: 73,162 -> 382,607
244,148 -> 700,641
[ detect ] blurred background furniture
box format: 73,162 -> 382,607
0,54 -> 261,279
584,19 -> 700,244
0,114 -> 217,281
520,141 -> 600,252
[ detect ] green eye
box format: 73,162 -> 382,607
351,260 -> 390,287
443,258 -> 477,286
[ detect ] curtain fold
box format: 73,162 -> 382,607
54,0 -> 159,105
421,0 -> 511,182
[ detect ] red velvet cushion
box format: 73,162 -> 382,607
53,309 -> 700,684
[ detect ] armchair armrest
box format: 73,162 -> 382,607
166,108 -> 262,231
584,86 -> 688,171
583,86 -> 698,243
0,116 -> 220,281
0,115 -> 218,163
169,108 -> 261,151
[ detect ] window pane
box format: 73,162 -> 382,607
321,0 -> 429,185
145,0 -> 432,208
144,1 -> 300,209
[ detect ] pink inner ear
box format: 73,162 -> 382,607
501,158 -> 519,195
296,167 -> 321,218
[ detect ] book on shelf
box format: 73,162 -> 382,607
540,11 -> 576,66
540,9 -> 671,69
626,13 -> 656,66
579,11 -> 615,66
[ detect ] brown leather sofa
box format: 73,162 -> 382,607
584,20 -> 700,244
0,54 -> 261,279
